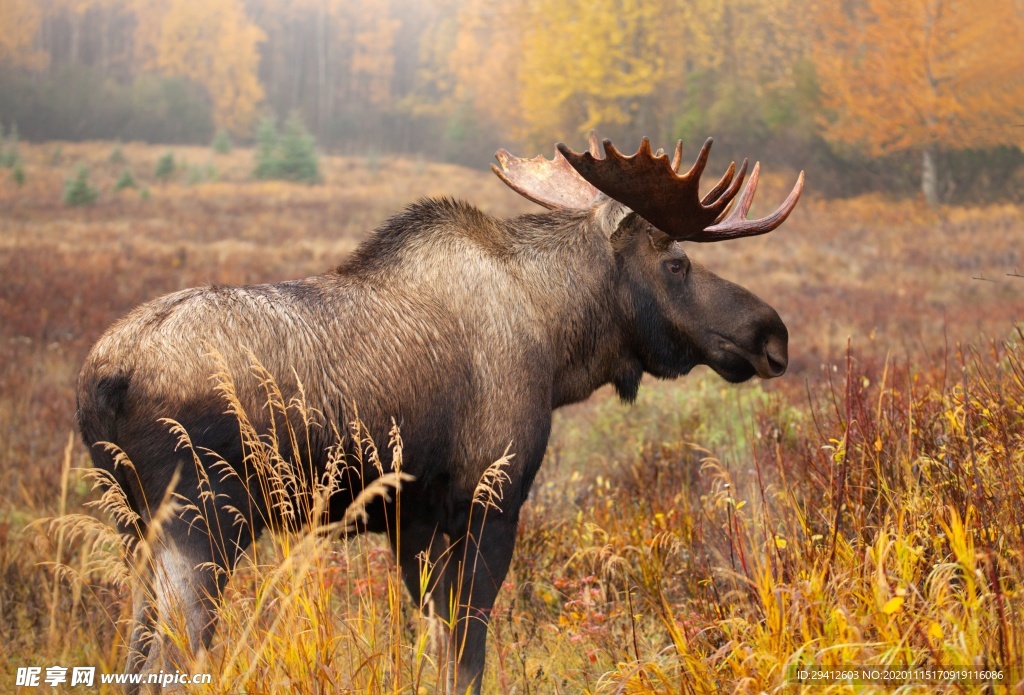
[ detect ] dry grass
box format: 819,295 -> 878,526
1,141 -> 1022,692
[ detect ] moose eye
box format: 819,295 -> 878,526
666,259 -> 685,275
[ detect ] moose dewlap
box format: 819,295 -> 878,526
77,132 -> 803,694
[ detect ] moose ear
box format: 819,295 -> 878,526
491,132 -> 605,210
646,227 -> 675,252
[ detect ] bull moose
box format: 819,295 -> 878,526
77,132 -> 803,693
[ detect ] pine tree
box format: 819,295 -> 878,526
276,114 -> 321,183
115,169 -> 136,191
155,152 -> 176,181
63,166 -> 99,206
253,114 -> 321,184
0,122 -> 19,168
211,128 -> 233,154
252,115 -> 281,180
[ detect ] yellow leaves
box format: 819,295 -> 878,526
0,0 -> 46,68
814,0 -> 1024,154
881,596 -> 904,615
517,0 -> 670,141
125,0 -> 265,133
153,0 -> 265,134
824,607 -> 851,643
445,0 -> 521,125
350,0 -> 400,109
937,504 -> 976,572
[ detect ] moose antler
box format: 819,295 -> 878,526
556,136 -> 805,242
491,131 -> 604,210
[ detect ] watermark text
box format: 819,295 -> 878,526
15,666 -> 212,688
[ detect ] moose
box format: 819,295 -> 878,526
77,132 -> 803,693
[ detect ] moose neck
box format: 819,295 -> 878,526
508,208 -> 644,409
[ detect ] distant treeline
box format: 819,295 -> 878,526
0,69 -> 212,144
1,0 -> 1022,203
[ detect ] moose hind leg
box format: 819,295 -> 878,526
137,531 -> 235,679
124,573 -> 158,695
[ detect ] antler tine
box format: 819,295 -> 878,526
701,160 -> 738,206
588,130 -> 601,157
681,138 -> 713,183
602,138 -> 623,159
704,158 -> 749,214
670,140 -> 683,173
701,168 -> 806,241
730,162 -> 761,221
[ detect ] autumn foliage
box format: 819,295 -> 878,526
814,0 -> 1024,203
144,0 -> 265,133
1,0 -> 1021,201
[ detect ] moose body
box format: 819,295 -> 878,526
77,135 -> 802,693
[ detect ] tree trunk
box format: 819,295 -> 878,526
316,6 -> 328,138
70,16 -> 81,66
922,146 -> 939,206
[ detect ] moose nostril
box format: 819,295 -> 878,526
764,345 -> 788,376
760,330 -> 788,377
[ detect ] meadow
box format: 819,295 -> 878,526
1,141 -> 1022,693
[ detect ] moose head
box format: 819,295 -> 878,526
493,132 -> 803,393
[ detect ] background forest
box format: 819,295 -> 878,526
2,0 -> 1024,203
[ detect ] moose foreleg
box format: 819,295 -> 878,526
392,519 -> 450,618
446,507 -> 519,695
